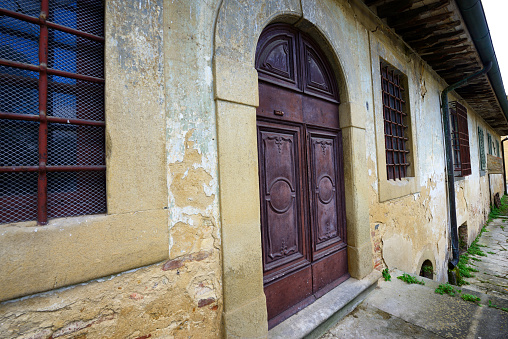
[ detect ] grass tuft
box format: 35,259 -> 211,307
397,273 -> 425,285
461,294 -> 481,305
435,283 -> 458,296
382,268 -> 391,281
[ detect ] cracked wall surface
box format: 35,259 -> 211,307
0,0 -> 222,338
0,0 -> 505,338
365,25 -> 504,281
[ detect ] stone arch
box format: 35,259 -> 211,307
213,1 -> 372,337
416,250 -> 436,281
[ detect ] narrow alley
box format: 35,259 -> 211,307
320,203 -> 508,339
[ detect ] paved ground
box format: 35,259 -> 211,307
465,217 -> 508,299
320,215 -> 508,339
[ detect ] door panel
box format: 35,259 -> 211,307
257,124 -> 307,276
258,82 -> 303,123
307,129 -> 346,259
312,248 -> 348,296
264,266 -> 312,326
302,95 -> 340,128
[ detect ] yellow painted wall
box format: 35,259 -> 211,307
0,1 -> 505,338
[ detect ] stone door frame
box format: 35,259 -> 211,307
213,1 -> 373,337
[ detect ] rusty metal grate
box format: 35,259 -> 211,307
0,0 -> 105,225
450,101 -> 471,177
381,62 -> 409,180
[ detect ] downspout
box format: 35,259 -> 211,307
502,137 -> 508,196
441,62 -> 492,269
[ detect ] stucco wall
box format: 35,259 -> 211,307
0,0 -> 505,338
366,25 -> 504,281
0,1 -> 223,338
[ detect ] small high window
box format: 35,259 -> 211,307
450,101 -> 471,177
380,62 -> 410,180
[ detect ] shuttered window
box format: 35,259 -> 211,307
0,1 -> 105,225
450,101 -> 471,177
478,127 -> 486,171
487,133 -> 493,155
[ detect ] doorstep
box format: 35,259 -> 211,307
268,270 -> 382,339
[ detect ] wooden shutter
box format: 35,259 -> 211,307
450,101 -> 471,177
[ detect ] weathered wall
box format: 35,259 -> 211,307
366,34 -> 450,280
364,12 -> 500,281
0,257 -> 221,339
0,0 -> 223,338
1,0 -> 505,337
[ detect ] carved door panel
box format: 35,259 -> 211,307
257,122 -> 313,322
258,124 -> 307,274
307,129 -> 348,295
256,23 -> 348,328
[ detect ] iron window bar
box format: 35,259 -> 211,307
380,62 -> 410,180
0,1 -> 105,225
0,7 -> 105,43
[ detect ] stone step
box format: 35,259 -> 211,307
268,270 -> 381,339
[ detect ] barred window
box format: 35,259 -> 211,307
487,133 -> 493,155
0,1 -> 105,225
380,62 -> 410,180
496,140 -> 500,157
450,101 -> 471,177
478,127 -> 486,172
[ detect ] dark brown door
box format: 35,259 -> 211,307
256,24 -> 348,328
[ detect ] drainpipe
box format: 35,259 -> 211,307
442,62 -> 492,269
456,0 -> 508,123
502,137 -> 508,196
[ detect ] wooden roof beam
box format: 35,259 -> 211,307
409,30 -> 465,48
416,38 -> 468,53
364,0 -> 386,6
397,20 -> 460,36
388,0 -> 450,26
423,50 -> 474,63
419,42 -> 469,55
392,12 -> 453,29
377,0 -> 415,18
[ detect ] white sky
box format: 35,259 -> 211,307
482,0 -> 508,93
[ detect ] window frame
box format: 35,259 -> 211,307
449,101 -> 471,177
478,126 -> 486,173
0,2 -> 169,302
0,1 -> 106,225
380,61 -> 410,180
371,38 -> 419,202
487,132 -> 493,155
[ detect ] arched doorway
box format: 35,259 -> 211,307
255,23 -> 348,328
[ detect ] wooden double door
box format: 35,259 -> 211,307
255,24 -> 348,328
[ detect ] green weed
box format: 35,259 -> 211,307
382,268 -> 391,281
435,283 -> 458,296
422,266 -> 433,273
397,273 -> 425,285
461,294 -> 481,304
488,300 -> 508,313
